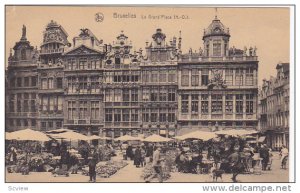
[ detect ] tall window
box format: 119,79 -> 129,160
48,78 -> 54,89
123,89 -> 130,102
151,71 -> 158,82
105,89 -> 113,102
142,109 -> 149,122
42,96 -> 48,111
191,94 -> 199,113
56,77 -> 63,89
205,43 -> 209,57
67,58 -> 76,70
159,71 -> 167,82
225,69 -> 233,85
191,69 -> 199,86
105,109 -> 113,122
131,89 -> 138,102
159,109 -> 167,122
114,109 -> 121,122
91,76 -> 100,93
150,89 -> 158,101
168,88 -> 176,101
23,93 -> 29,112
168,108 -> 176,122
168,70 -> 176,82
79,77 -> 88,93
235,68 -> 244,86
142,89 -> 150,101
91,101 -> 99,120
201,94 -> 209,114
9,94 -> 15,112
79,101 -> 88,119
181,69 -> 189,87
143,71 -> 150,83
68,101 -> 76,120
114,89 -> 122,102
24,77 -> 29,87
246,94 -> 254,114
245,68 -> 254,86
122,109 -> 130,122
131,109 -> 139,122
159,89 -> 167,102
57,96 -> 63,111
79,58 -> 87,69
17,77 -> 22,87
181,94 -> 189,113
21,49 -> 26,60
213,40 -> 222,56
211,94 -> 222,114
225,94 -> 233,113
31,76 -> 37,87
201,69 -> 209,86
236,94 -> 243,114
150,109 -> 158,122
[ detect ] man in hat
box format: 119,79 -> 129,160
88,147 -> 98,182
145,147 -> 164,182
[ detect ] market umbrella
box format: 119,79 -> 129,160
8,128 -> 51,141
5,132 -> 14,140
45,128 -> 72,134
114,135 -> 141,141
174,130 -> 217,141
50,131 -> 90,141
216,129 -> 258,137
143,134 -> 173,142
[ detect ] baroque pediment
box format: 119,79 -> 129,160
64,45 -> 102,56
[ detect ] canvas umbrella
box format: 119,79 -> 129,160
45,128 -> 72,134
8,128 -> 51,141
114,135 -> 141,141
5,132 -> 14,140
216,129 -> 258,137
143,134 -> 173,142
174,130 -> 217,141
50,131 -> 90,141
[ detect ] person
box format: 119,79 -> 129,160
69,152 -> 79,174
126,145 -> 134,160
134,146 -> 142,168
259,144 -> 270,171
228,150 -> 243,182
88,148 -> 98,182
9,146 -> 17,165
121,142 -> 128,160
145,147 -> 164,182
280,145 -> 289,169
140,145 -> 146,167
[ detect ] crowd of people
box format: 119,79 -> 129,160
6,136 -> 289,183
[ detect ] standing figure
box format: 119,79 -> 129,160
145,147 -> 164,182
280,145 -> 289,169
88,148 -> 98,182
259,144 -> 270,171
228,150 -> 243,182
134,146 -> 142,168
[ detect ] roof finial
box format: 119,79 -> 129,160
215,7 -> 218,19
21,24 -> 27,41
178,30 -> 182,51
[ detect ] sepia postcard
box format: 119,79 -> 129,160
4,5 -> 294,186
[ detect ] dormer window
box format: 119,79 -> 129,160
213,40 -> 222,56
21,49 -> 26,60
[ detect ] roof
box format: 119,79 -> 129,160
203,16 -> 230,39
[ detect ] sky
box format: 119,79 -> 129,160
5,6 -> 290,85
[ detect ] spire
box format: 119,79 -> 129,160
215,7 -> 218,20
20,25 -> 27,41
178,30 -> 182,51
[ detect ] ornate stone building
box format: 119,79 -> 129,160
259,63 -> 289,150
6,16 -> 261,138
177,16 -> 259,134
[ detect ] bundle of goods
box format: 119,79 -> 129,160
81,160 -> 128,178
164,150 -> 179,172
140,163 -> 171,181
52,166 -> 69,177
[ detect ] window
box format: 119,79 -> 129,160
91,76 -> 100,93
123,89 -> 130,102
79,101 -> 88,119
131,109 -> 139,122
114,109 -> 121,122
246,94 -> 254,114
48,122 -> 53,129
105,109 -> 113,122
67,58 -> 76,70
168,89 -> 176,101
41,78 -> 47,89
57,96 -> 63,111
191,69 -> 199,86
48,78 -> 54,89
91,101 -> 99,120
150,109 -> 158,122
236,94 -> 243,114
213,40 -> 222,56
56,121 -> 62,128
205,43 -> 209,57
115,57 -> 121,65
159,90 -> 167,102
122,109 -> 130,122
235,68 -> 243,86
24,119 -> 28,127
41,122 -> 47,130
49,97 -> 54,111
225,94 -> 233,113
17,77 -> 22,87
24,77 -> 29,87
201,94 -> 209,114
142,109 -> 149,122
168,108 -> 175,122
31,76 -> 37,86
23,93 -> 29,112
131,89 -> 138,102
151,71 -> 158,82
17,119 -> 21,126
21,49 -> 26,60
150,89 -> 158,101
68,101 -> 76,120
181,69 -> 189,87
143,71 -> 150,83
122,72 -> 130,82
159,71 -> 167,82
142,89 -> 150,101
79,58 -> 87,69
17,94 -> 22,112
211,94 -> 222,114
225,69 -> 233,86
246,68 -> 254,86
10,78 -> 16,88
67,77 -> 77,93
191,94 -> 199,113
79,77 -> 88,93
31,119 -> 36,127
201,69 -> 209,86
105,90 -> 113,102
9,94 -> 15,112
168,70 -> 176,82
159,110 -> 167,122
181,94 -> 189,113
56,78 -> 63,89
90,59 -> 101,69
114,89 -> 122,102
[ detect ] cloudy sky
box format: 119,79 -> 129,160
5,6 -> 290,85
